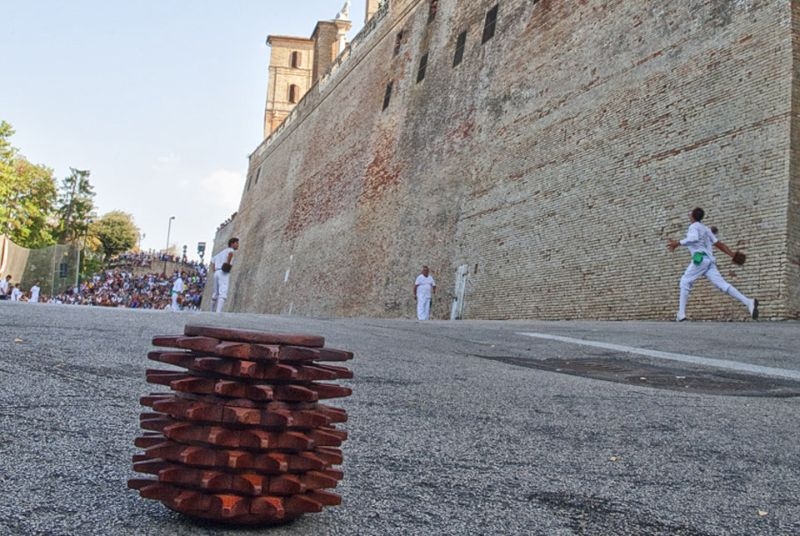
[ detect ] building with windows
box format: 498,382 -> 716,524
213,0 -> 800,320
263,13 -> 352,136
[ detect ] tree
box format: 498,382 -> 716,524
90,211 -> 140,260
0,121 -> 58,248
55,167 -> 96,243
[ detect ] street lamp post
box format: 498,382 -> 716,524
74,221 -> 92,293
164,216 -> 175,275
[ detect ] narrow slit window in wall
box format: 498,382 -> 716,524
482,4 -> 499,44
291,51 -> 302,68
428,0 -> 438,22
394,31 -> 404,56
382,81 -> 393,110
417,52 -> 428,83
254,166 -> 261,185
289,84 -> 299,104
453,30 -> 467,67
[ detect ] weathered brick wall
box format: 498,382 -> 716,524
218,0 -> 798,320
788,2 -> 800,320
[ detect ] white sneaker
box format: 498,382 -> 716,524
676,315 -> 687,322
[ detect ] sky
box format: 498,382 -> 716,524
1,0 -> 367,261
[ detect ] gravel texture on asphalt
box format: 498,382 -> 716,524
1,302 -> 799,535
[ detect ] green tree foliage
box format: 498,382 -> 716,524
90,211 -> 140,260
0,121 -> 58,248
56,167 -> 96,243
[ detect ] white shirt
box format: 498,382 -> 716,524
10,287 -> 22,301
172,277 -> 184,294
0,279 -> 9,295
680,221 -> 717,261
30,285 -> 40,302
415,274 -> 436,298
212,247 -> 234,272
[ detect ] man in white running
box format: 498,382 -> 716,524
667,207 -> 758,322
413,265 -> 436,320
210,237 -> 239,313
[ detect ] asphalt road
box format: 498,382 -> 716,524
1,302 -> 798,536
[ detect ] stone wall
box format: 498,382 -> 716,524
219,0 -> 798,320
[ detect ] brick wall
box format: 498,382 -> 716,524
788,1 -> 800,321
218,0 -> 798,320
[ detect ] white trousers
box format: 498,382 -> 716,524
212,270 -> 230,313
417,294 -> 431,320
171,293 -> 180,311
678,257 -> 748,317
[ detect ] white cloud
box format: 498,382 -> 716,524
156,152 -> 182,165
200,168 -> 246,209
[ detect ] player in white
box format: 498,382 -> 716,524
0,275 -> 10,299
413,265 -> 436,320
171,271 -> 184,311
210,237 -> 239,313
29,282 -> 41,303
667,207 -> 758,322
10,284 -> 22,301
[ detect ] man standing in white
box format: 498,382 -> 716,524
10,284 -> 22,301
210,237 -> 239,313
171,271 -> 184,311
414,265 -> 436,320
1,275 -> 12,299
667,207 -> 758,322
29,282 -> 41,303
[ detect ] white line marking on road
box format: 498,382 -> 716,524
516,332 -> 800,381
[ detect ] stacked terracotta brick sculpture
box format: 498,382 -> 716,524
128,324 -> 353,525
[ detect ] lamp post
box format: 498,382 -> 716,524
74,221 -> 92,293
164,216 -> 175,275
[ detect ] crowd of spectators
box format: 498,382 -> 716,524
46,268 -> 206,309
107,251 -> 206,273
2,261 -> 207,311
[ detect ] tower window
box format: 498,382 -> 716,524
382,81 -> 393,110
453,30 -> 467,67
417,52 -> 428,83
394,31 -> 404,56
428,0 -> 438,22
289,84 -> 299,103
291,51 -> 302,68
482,4 -> 499,44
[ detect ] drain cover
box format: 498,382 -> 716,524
477,355 -> 800,397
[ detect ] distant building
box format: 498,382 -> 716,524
263,8 -> 352,137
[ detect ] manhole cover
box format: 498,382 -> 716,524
477,355 -> 800,397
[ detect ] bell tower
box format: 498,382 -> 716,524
263,35 -> 314,137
